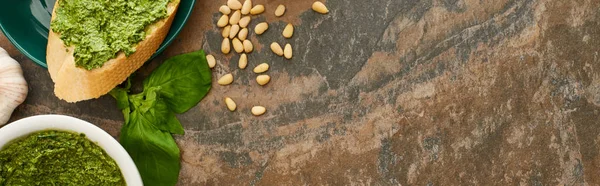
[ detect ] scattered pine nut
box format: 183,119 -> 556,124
312,1 -> 329,14
250,5 -> 265,15
214,1 -> 329,116
229,24 -> 240,39
241,0 -> 252,15
270,42 -> 283,56
218,74 -> 234,85
253,63 -> 269,73
217,15 -> 229,27
284,44 -> 292,59
222,25 -> 231,38
221,38 -> 231,54
229,10 -> 241,25
239,16 -> 251,28
206,54 -> 216,68
232,38 -> 244,53
227,0 -> 242,10
275,5 -> 286,17
251,106 -> 266,116
283,23 -> 294,38
239,53 -> 248,69
225,97 -> 237,111
243,40 -> 254,53
219,5 -> 231,15
255,22 -> 269,35
238,28 -> 249,40
256,75 -> 271,85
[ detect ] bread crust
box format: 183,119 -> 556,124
47,0 -> 180,102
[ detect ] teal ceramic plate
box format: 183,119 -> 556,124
0,0 -> 195,68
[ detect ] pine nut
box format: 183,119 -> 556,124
229,10 -> 241,25
253,63 -> 269,73
282,23 -> 294,38
219,5 -> 231,15
232,38 -> 244,53
227,0 -> 242,10
217,15 -> 229,28
241,0 -> 252,15
254,22 -> 269,35
284,43 -> 292,59
256,75 -> 271,85
250,5 -> 265,15
225,97 -> 237,111
229,24 -> 240,39
251,106 -> 266,116
270,42 -> 283,56
221,38 -> 231,54
206,54 -> 216,68
239,53 -> 248,69
275,5 -> 286,17
239,16 -> 251,28
218,73 -> 234,85
312,1 -> 329,14
238,28 -> 248,40
243,40 -> 254,53
222,25 -> 231,38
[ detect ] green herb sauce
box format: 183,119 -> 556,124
0,130 -> 125,185
51,0 -> 169,70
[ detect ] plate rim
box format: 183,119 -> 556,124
150,0 -> 196,60
0,23 -> 47,67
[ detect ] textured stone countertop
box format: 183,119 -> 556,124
3,0 -> 600,185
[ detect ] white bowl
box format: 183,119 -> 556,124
0,115 -> 142,186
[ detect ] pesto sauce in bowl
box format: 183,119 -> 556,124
0,130 -> 125,185
50,0 -> 169,70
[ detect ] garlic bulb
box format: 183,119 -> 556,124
0,47 -> 28,125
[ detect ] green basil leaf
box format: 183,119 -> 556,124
126,88 -> 184,135
120,111 -> 180,186
113,50 -> 212,186
143,50 -> 212,113
144,99 -> 184,135
109,88 -> 129,110
109,88 -> 131,123
137,87 -> 160,113
121,107 -> 131,125
164,110 -> 184,135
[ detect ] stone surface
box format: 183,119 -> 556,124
3,0 -> 600,185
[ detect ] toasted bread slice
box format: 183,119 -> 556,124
47,0 -> 180,102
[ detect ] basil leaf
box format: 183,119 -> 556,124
143,50 -> 212,113
109,88 -> 129,110
120,110 -> 180,186
144,99 -> 184,135
136,87 -> 160,113
109,88 -> 131,123
112,50 -> 212,186
126,88 -> 184,135
163,108 -> 184,135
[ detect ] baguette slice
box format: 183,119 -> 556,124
47,0 -> 180,102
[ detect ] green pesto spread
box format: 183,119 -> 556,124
0,130 -> 125,186
51,0 -> 169,70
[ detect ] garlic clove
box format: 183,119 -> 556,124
0,47 -> 28,126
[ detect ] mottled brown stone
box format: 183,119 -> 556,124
3,0 -> 600,185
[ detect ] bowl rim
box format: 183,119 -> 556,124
0,0 -> 196,68
0,115 -> 142,186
